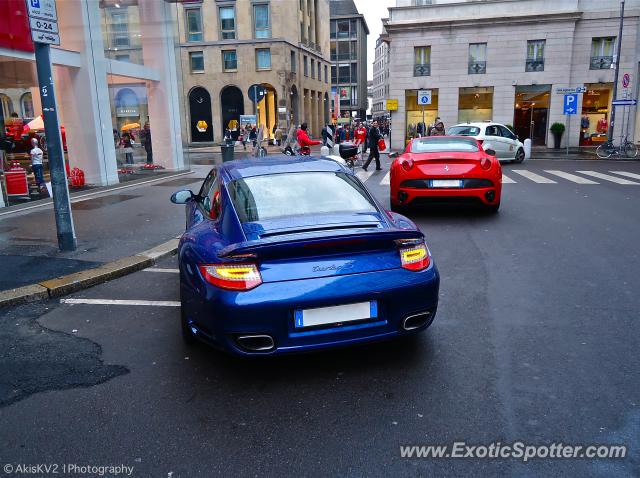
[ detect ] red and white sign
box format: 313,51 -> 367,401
622,73 -> 631,89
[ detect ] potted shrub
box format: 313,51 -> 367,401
550,123 -> 565,149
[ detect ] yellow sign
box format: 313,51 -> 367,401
196,120 -> 208,132
386,99 -> 398,111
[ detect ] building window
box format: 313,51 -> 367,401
330,21 -> 336,39
189,51 -> 204,73
219,6 -> 236,40
526,40 -> 545,72
590,37 -> 616,70
253,4 -> 271,39
324,65 -> 328,83
469,43 -> 487,74
337,20 -> 349,39
414,0 -> 432,5
115,53 -> 130,62
110,10 -> 130,47
414,46 -> 430,76
291,51 -> 297,73
222,50 -> 237,71
331,65 -> 336,83
20,93 -> 34,119
185,8 -> 203,42
311,59 -> 315,79
256,48 -> 271,70
304,56 -> 308,76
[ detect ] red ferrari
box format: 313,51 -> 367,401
390,136 -> 502,213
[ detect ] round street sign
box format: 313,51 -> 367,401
622,73 -> 631,89
248,84 -> 267,103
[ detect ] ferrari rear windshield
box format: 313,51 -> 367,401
228,172 -> 378,223
411,137 -> 480,153
447,126 -> 481,136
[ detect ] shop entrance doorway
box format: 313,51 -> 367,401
189,87 -> 213,143
220,85 -> 244,140
514,85 -> 551,145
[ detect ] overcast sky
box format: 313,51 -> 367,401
353,0 -> 395,80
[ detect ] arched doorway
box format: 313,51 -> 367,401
290,85 -> 299,129
258,83 -> 277,140
0,94 -> 14,120
20,92 -> 34,119
189,86 -> 213,142
220,85 -> 244,140
323,92 -> 330,126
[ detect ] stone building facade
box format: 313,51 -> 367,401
372,35 -> 390,117
384,0 -> 640,149
175,0 -> 332,143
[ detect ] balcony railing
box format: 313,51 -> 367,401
590,55 -> 613,70
414,63 -> 430,76
525,58 -> 544,72
468,61 -> 486,74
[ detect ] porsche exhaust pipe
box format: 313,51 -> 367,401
402,311 -> 431,331
236,334 -> 275,352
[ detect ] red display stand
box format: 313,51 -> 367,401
5,164 -> 29,197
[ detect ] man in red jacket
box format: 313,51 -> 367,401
296,123 -> 321,154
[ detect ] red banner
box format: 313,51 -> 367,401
0,0 -> 35,53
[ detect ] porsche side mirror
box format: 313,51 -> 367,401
389,152 -> 399,159
484,148 -> 496,157
171,189 -> 194,204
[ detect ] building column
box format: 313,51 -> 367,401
304,88 -> 311,130
55,0 -> 119,186
139,0 -> 185,169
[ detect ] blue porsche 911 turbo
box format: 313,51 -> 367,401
171,156 -> 439,355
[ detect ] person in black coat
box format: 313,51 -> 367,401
363,120 -> 382,171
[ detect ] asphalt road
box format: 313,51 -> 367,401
1,159 -> 640,477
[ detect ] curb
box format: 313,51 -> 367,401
0,238 -> 180,308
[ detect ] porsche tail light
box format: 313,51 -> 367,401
199,264 -> 262,291
399,241 -> 431,271
480,157 -> 492,170
401,159 -> 414,171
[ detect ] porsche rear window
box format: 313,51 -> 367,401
228,172 -> 377,223
411,138 -> 480,153
447,126 -> 480,136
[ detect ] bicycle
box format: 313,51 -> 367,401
596,137 -> 638,159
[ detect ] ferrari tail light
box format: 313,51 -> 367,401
398,241 -> 431,271
478,139 -> 484,146
199,263 -> 263,291
480,157 -> 492,170
401,159 -> 414,171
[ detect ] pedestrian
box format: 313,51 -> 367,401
339,126 -> 346,143
321,126 -> 328,146
143,122 -> 153,164
113,129 -> 120,148
275,127 -> 283,146
354,121 -> 367,152
29,137 -> 45,187
362,123 -> 369,154
241,126 -> 249,151
363,120 -> 382,171
430,119 -> 445,136
296,122 -> 321,155
249,125 -> 258,148
121,132 -> 134,164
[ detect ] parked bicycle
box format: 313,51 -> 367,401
596,137 -> 638,159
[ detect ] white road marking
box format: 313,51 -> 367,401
356,169 -> 375,182
501,174 -> 517,184
544,170 -> 599,184
380,171 -> 391,186
60,298 -> 180,307
512,170 -> 557,184
609,171 -> 640,181
576,171 -> 640,185
143,268 -> 179,273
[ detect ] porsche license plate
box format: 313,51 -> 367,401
430,179 -> 462,188
294,301 -> 377,328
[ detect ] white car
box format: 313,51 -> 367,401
448,122 -> 525,163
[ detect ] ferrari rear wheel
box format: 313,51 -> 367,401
486,202 -> 501,214
514,148 -> 525,163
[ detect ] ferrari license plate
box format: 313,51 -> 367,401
294,301 -> 377,328
430,179 -> 462,188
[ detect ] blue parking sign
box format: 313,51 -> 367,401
563,94 -> 578,115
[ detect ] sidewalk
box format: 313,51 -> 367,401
0,165 -> 214,305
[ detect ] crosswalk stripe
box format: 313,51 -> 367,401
609,171 -> 640,181
512,170 -> 557,184
501,174 -> 517,184
380,171 -> 391,185
576,171 -> 640,185
544,170 -> 599,184
357,169 -> 375,182
60,298 -> 180,307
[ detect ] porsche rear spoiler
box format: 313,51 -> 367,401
218,227 -> 424,259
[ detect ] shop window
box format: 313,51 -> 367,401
20,93 -> 34,119
186,8 -> 203,42
254,4 -> 271,39
579,84 -> 612,146
469,43 -> 487,74
404,89 -> 439,143
458,87 -> 493,123
414,46 -> 430,76
256,49 -> 271,70
526,40 -> 545,72
222,50 -> 237,71
219,6 -> 236,40
590,37 -> 616,70
291,51 -> 297,73
189,51 -> 204,73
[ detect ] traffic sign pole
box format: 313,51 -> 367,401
608,0 -> 625,142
